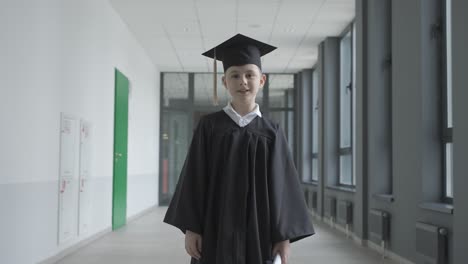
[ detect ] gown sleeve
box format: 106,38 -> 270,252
269,124 -> 315,244
163,117 -> 210,235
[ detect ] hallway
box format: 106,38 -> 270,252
56,207 -> 397,264
3,1 -> 468,263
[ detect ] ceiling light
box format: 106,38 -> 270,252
248,24 -> 261,29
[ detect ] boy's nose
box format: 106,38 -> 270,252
241,76 -> 248,84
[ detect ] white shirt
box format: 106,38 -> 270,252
223,102 -> 262,127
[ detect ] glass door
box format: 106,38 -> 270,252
159,110 -> 191,205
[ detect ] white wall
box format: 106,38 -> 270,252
0,0 -> 160,263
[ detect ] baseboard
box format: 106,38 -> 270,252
367,240 -> 415,264
322,218 -> 364,245
128,204 -> 157,222
39,204 -> 158,264
38,226 -> 112,264
310,211 -> 414,264
308,209 -> 323,222
333,223 -> 364,244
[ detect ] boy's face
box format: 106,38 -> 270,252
222,64 -> 266,104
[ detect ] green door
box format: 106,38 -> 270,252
112,68 -> 129,230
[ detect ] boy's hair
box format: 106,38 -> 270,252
224,64 -> 263,75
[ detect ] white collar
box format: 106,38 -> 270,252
223,102 -> 262,127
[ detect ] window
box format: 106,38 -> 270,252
269,74 -> 296,153
194,73 -> 229,107
352,22 -> 357,188
159,73 -> 191,205
162,73 -> 189,107
442,0 -> 453,202
159,72 -> 298,205
312,70 -> 319,182
339,25 -> 355,186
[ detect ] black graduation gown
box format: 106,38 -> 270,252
163,110 -> 314,264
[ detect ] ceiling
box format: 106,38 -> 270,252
109,0 -> 355,73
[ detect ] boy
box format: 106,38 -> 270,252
163,34 -> 314,264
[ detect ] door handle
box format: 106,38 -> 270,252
115,152 -> 123,162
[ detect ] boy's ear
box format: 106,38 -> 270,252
222,75 -> 227,88
260,73 -> 267,88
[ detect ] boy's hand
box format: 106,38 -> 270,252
272,240 -> 290,264
185,230 -> 202,260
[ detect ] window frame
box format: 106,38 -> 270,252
311,68 -> 319,183
338,22 -> 355,187
441,0 -> 453,204
267,73 -> 296,157
159,72 -> 299,204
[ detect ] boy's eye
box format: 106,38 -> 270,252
231,74 -> 239,78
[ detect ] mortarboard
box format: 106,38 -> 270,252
202,34 -> 277,105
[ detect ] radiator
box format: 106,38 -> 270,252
312,191 -> 318,210
337,200 -> 353,225
369,209 -> 390,242
415,222 -> 448,264
303,189 -> 314,210
324,196 -> 336,219
303,189 -> 309,208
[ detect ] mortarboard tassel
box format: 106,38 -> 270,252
213,49 -> 219,106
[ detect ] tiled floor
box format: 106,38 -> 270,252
56,206 -> 398,264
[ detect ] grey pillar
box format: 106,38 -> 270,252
452,0 -> 468,263
299,69 -> 313,182
354,0 -> 368,241
322,37 -> 340,188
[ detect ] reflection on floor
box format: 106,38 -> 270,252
56,206 -> 398,264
